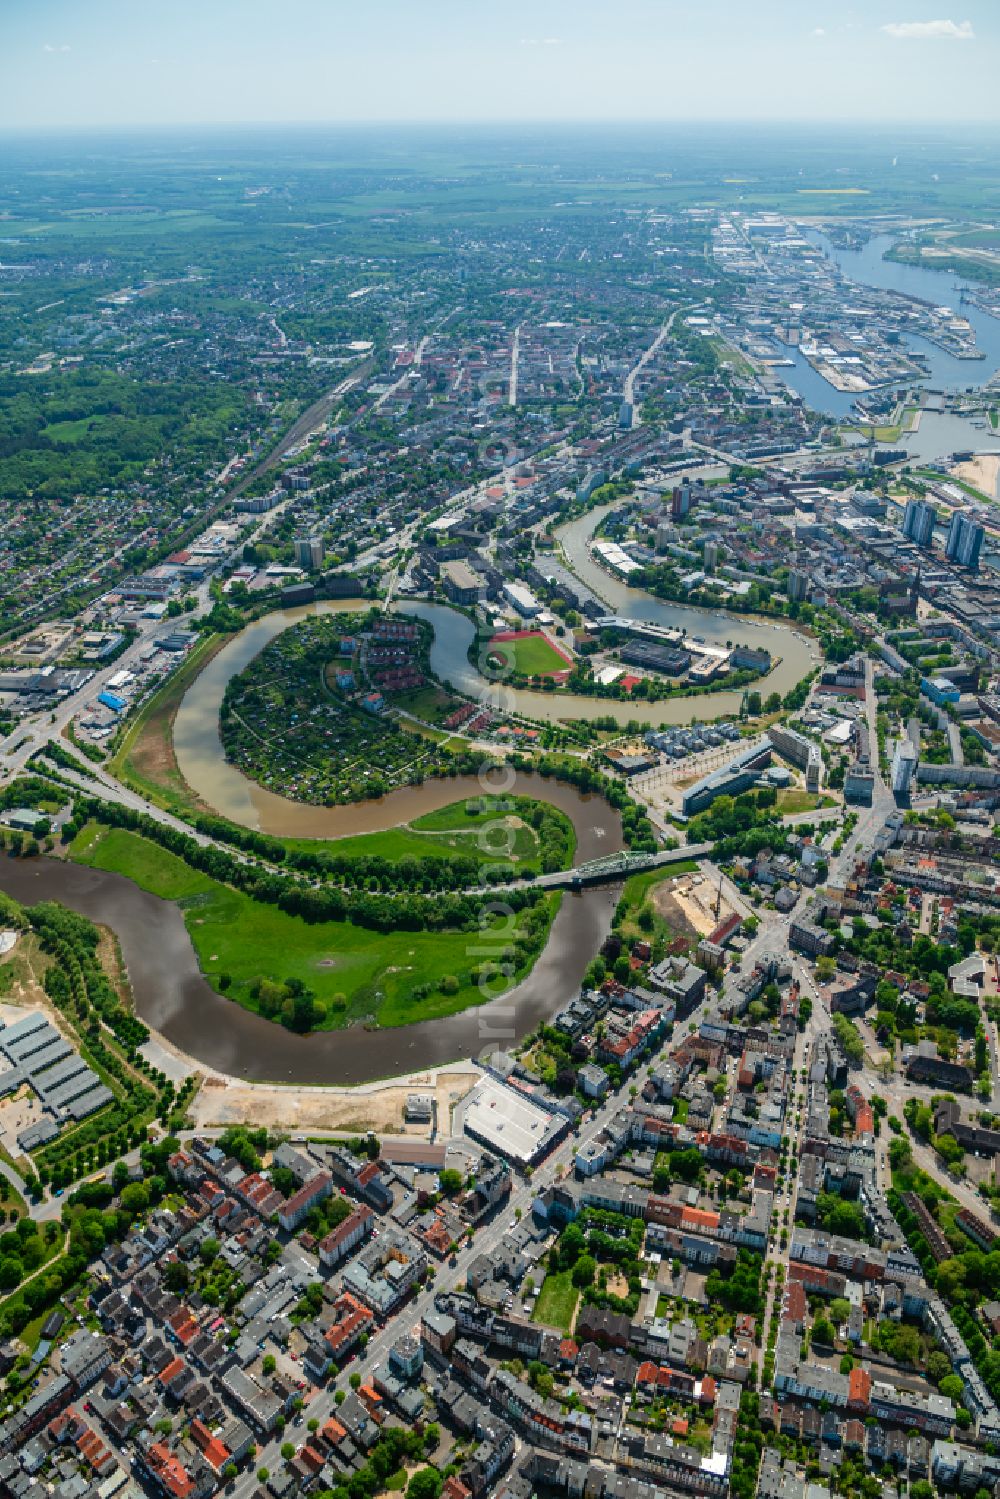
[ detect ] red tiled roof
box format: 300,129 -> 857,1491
146,1443 -> 195,1499
158,1356 -> 185,1387
190,1417 -> 230,1472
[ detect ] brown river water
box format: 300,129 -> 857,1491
0,772 -> 622,1085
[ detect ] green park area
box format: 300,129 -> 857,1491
69,822 -> 561,1032
776,787 -> 836,815
487,631 -> 571,678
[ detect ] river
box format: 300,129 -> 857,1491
776,230 -> 1000,462
0,769 -> 623,1085
173,557 -> 817,833
9,522 -> 813,1081
554,505 -> 820,707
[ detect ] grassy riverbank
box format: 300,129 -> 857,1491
69,823 -> 562,1031
615,863 -> 700,949
109,632 -> 226,820
277,795 -> 577,875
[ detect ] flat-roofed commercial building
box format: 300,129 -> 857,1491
458,1078 -> 567,1166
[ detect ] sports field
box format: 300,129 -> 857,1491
488,630 -> 572,677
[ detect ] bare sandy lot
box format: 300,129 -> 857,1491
188,1067 -> 481,1136
652,873 -> 736,941
953,454 -> 1000,500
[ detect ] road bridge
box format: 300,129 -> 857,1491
532,842 -> 711,891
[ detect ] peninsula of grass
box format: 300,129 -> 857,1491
69,824 -> 561,1031
532,1270 -> 579,1333
221,613 -> 473,805
272,793 -> 576,882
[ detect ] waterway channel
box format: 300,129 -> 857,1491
172,555 -> 817,835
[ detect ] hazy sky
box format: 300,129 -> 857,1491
2,0 -> 997,130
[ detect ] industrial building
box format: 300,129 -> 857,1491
619,640 -> 691,676
0,1011 -> 113,1154
458,1078 -> 568,1166
502,582 -> 541,618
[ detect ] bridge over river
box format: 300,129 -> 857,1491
479,842 -> 712,895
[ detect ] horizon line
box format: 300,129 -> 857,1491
3,117 -> 1000,135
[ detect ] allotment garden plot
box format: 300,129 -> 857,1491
219,613 -> 467,805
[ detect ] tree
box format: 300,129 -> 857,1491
571,1254 -> 596,1289
438,1169 -> 464,1197
812,1317 -> 835,1347
281,1442 -> 295,1460
406,1470 -> 442,1499
262,1354 -> 276,1376
350,1371 -> 361,1390
223,1463 -> 238,1481
940,1374 -> 965,1403
163,1261 -> 190,1293
257,1469 -> 269,1483
119,1181 -> 150,1215
933,1133 -> 964,1170
889,1136 -> 912,1171
935,1258 -> 967,1303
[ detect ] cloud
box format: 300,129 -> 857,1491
519,37 -> 561,47
811,27 -> 827,36
42,42 -> 71,53
880,18 -> 974,40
